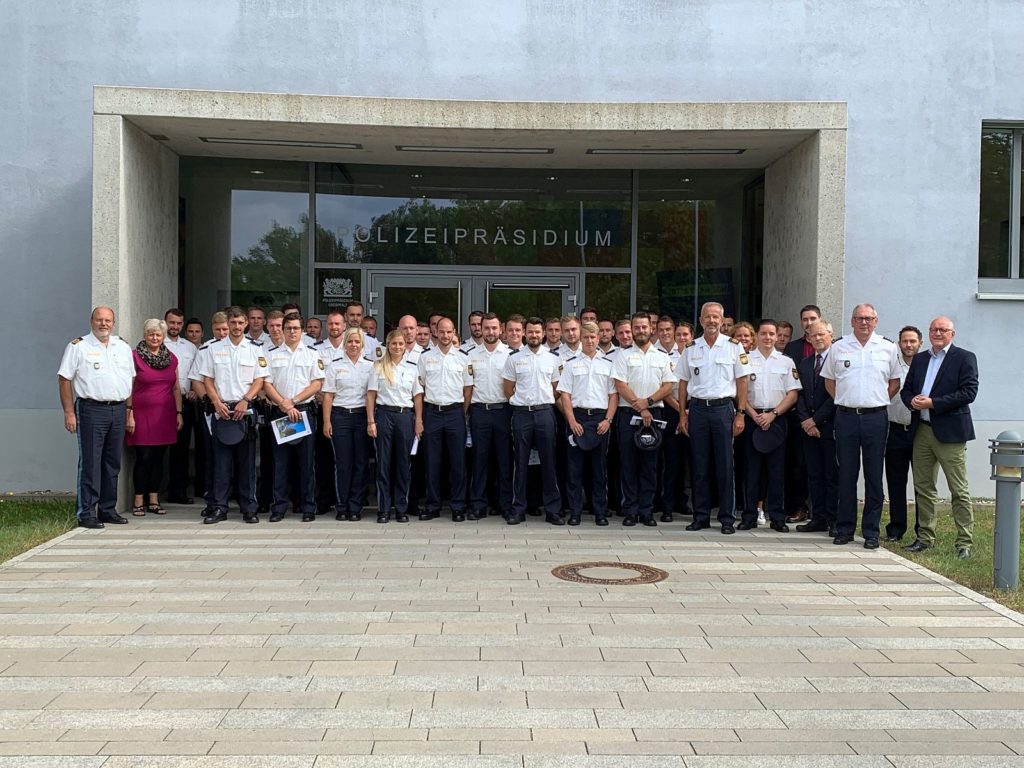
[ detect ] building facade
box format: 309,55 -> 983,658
2,1 -> 1021,493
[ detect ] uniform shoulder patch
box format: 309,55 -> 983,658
257,356 -> 268,368
729,337 -> 740,344
318,358 -> 325,370
739,353 -> 749,365
71,337 -> 82,344
791,368 -> 799,379
467,364 -> 474,376
374,346 -> 383,358
883,336 -> 894,343
685,340 -> 695,348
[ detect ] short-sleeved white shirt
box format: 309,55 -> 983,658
265,343 -> 325,404
193,337 -> 269,403
556,351 -> 616,409
417,346 -> 472,405
164,336 -> 196,392
323,353 -> 374,409
678,334 -> 751,400
468,342 -> 512,404
369,360 -> 422,408
502,346 -> 561,407
57,332 -> 134,401
557,342 -> 583,361
612,344 -> 677,407
821,332 -> 901,408
746,347 -> 802,409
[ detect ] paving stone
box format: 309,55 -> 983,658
208,742 -> 373,755
0,758 -> 107,767
101,758 -> 315,767
775,709 -> 969,729
685,758 -> 892,768
885,759 -> 1024,768
143,693 -> 246,709
314,758 -> 520,768
134,676 -> 311,693
690,742 -> 856,755
410,709 -> 597,729
98,742 -> 215,755
755,692 -> 901,710
0,743 -> 105,756
219,708 -> 410,728
597,708 -> 786,729
853,743 -> 1016,755
45,692 -> 153,709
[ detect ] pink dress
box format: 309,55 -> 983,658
126,350 -> 179,446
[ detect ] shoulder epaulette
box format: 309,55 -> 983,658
71,337 -> 82,344
508,348 -> 520,356
549,348 -> 560,355
269,345 -> 281,352
883,336 -> 894,343
403,359 -> 417,367
249,339 -> 264,347
566,355 -> 578,362
685,340 -> 695,348
314,339 -> 325,346
307,345 -> 318,351
655,347 -> 668,354
199,342 -> 211,350
729,337 -> 740,344
459,348 -> 469,356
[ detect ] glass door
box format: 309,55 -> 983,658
481,275 -> 578,320
368,273 -> 468,340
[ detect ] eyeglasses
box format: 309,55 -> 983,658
929,327 -> 953,334
853,316 -> 877,323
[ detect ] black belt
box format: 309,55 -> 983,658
753,407 -> 775,414
332,405 -> 366,414
79,398 -> 125,406
471,402 -> 507,410
689,397 -> 733,407
425,402 -> 462,412
378,404 -> 413,413
889,421 -> 911,431
573,407 -> 606,417
512,403 -> 552,412
838,405 -> 886,414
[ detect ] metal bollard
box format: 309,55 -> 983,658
990,430 -> 1024,591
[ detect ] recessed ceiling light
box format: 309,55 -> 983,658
586,148 -> 745,155
249,170 -> 265,175
396,145 -> 554,154
545,175 -> 557,181
410,173 -> 423,179
200,137 -> 363,150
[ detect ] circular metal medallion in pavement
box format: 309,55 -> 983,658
551,561 -> 668,585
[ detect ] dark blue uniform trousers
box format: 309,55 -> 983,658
884,422 -> 915,539
511,406 -> 560,518
688,401 -> 736,526
835,409 -> 888,539
212,423 -> 258,517
616,408 -> 662,521
75,399 -> 127,521
568,410 -> 610,519
329,407 -> 370,516
658,407 -> 689,514
803,432 -> 838,528
743,416 -> 786,524
469,404 -> 512,516
271,410 -> 316,517
424,405 -> 467,515
375,407 -> 414,516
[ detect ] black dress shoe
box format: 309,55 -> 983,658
269,511 -> 285,522
348,512 -> 362,522
685,520 -> 711,531
452,513 -> 466,523
769,521 -> 790,533
242,513 -> 259,524
796,521 -> 828,533
418,511 -> 438,521
395,513 -> 409,523
301,512 -> 315,522
167,495 -> 194,505
78,517 -> 105,529
335,512 -> 346,521
828,526 -> 838,538
660,512 -> 673,523
833,534 -> 854,545
622,516 -> 636,527
737,521 -> 757,531
201,506 -> 214,518
568,516 -> 581,526
506,514 -> 524,525
203,509 -> 227,525
466,511 -> 480,521
546,513 -> 565,526
639,516 -> 657,527
885,535 -> 903,542
721,524 -> 735,535
595,516 -> 609,526
863,537 -> 879,549
377,514 -> 389,524
904,539 -> 931,552
99,512 -> 129,525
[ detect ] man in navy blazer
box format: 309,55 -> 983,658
793,319 -> 838,534
900,316 -> 979,558
782,304 -> 822,523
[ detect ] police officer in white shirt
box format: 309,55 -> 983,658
163,308 -> 198,504
821,303 -> 902,549
461,310 -> 485,353
557,321 -> 618,526
195,306 -> 269,525
245,306 -> 270,346
397,315 -> 423,364
415,316 -> 472,521
467,312 -> 513,520
58,306 -> 135,529
188,312 -> 229,517
884,325 -> 922,541
677,301 -> 751,535
343,301 -> 381,360
739,319 -> 802,532
502,316 -> 563,525
263,313 -> 325,523
613,312 -> 677,527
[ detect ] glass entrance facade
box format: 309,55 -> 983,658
179,158 -> 764,331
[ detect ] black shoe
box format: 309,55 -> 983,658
395,513 -> 409,523
640,516 -> 657,527
348,512 -> 362,522
203,509 -> 227,525
201,506 -> 214,518
568,516 -> 581,526
377,514 -> 389,524
660,512 -> 673,523
418,511 -> 438,521
770,521 -> 790,533
863,537 -> 879,549
685,520 -> 711,531
301,512 -> 315,523
833,534 -> 854,545
99,512 -> 128,525
904,539 -> 931,552
335,512 -> 346,522
595,517 -> 608,526
452,513 -> 466,523
242,513 -> 259,524
507,514 -> 524,525
466,511 -> 480,521
885,534 -> 903,542
797,521 -> 828,533
167,495 -> 194,505
737,521 -> 757,531
622,516 -> 636,527
78,517 -> 105,529
269,512 -> 285,522
721,524 -> 735,535
546,513 -> 565,526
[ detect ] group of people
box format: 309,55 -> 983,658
58,298 -> 979,557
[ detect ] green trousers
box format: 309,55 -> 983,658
912,422 -> 973,548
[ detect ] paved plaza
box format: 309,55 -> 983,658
3,512 -> 1024,767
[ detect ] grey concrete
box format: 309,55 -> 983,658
4,515 -> 1024,761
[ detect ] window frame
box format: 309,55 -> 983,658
978,123 -> 1024,299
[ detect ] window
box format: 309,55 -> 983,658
978,125 -> 1023,292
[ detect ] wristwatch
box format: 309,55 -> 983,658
646,397 -> 655,407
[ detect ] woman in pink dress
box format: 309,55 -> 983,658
126,319 -> 183,515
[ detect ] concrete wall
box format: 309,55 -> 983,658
3,0 -> 1023,493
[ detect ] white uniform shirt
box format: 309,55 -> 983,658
468,342 -> 512,404
678,334 -> 751,400
654,340 -> 681,372
612,344 -> 677,407
323,354 -> 374,409
887,356 -> 913,425
821,332 -> 901,408
502,347 -> 561,407
164,336 -> 196,392
557,342 -> 583,361
460,339 -> 481,354
403,344 -> 425,365
417,346 -> 472,405
315,338 -> 345,366
245,331 -> 270,347
265,343 -> 325,404
362,335 -> 382,361
194,337 -> 269,402
369,360 -> 422,407
57,333 -> 134,401
557,351 -> 616,409
746,347 -> 802,409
